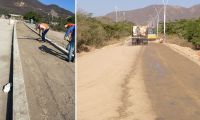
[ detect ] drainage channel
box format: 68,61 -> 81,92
6,22 -> 14,120
6,22 -> 30,120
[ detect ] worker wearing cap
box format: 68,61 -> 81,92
36,23 -> 50,42
64,17 -> 75,28
65,25 -> 75,62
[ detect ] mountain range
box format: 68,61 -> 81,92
105,4 -> 200,25
0,0 -> 74,18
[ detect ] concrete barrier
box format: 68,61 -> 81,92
23,22 -> 74,57
13,22 -> 30,120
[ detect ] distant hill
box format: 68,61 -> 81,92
0,0 -> 74,18
105,4 -> 200,25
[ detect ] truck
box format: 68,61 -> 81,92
132,26 -> 157,45
132,26 -> 148,45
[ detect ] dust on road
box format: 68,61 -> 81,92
77,42 -> 156,120
78,41 -> 200,120
17,22 -> 75,120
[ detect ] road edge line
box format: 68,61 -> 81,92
13,22 -> 30,120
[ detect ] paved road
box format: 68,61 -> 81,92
17,22 -> 75,120
142,43 -> 200,120
26,23 -> 66,47
0,19 -> 13,120
78,42 -> 200,120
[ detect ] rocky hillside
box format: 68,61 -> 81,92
0,0 -> 74,17
105,4 -> 200,25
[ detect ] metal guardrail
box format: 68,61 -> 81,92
23,22 -> 74,57
13,22 -> 30,120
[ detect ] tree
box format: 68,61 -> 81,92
24,11 -> 42,23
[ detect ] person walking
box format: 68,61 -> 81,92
36,23 -> 50,42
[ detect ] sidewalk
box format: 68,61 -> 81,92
0,19 -> 14,120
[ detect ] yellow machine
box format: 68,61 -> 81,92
147,27 -> 157,40
132,26 -> 157,45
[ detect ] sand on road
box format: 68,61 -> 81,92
78,41 -> 200,120
77,42 -> 156,120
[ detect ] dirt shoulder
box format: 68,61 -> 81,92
78,37 -> 131,57
165,43 -> 200,66
78,36 -> 131,53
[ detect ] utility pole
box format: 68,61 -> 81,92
149,15 -> 156,28
115,6 -> 118,23
154,6 -> 163,38
163,0 -> 168,41
123,12 -> 126,21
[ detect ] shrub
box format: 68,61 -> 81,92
160,18 -> 200,49
77,12 -> 133,52
24,11 -> 42,22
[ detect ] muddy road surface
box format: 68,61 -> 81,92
78,42 -> 200,120
17,22 -> 75,120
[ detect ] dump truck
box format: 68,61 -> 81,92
132,26 -> 157,45
132,26 -> 148,45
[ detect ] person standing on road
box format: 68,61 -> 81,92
65,25 -> 75,62
36,23 -> 50,42
64,17 -> 75,29
64,22 -> 75,47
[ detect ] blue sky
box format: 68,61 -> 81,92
39,0 -> 75,13
78,0 -> 200,16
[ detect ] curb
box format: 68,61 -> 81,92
13,22 -> 30,120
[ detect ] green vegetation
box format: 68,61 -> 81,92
24,11 -> 42,22
0,8 -> 10,16
49,16 -> 75,31
24,11 -> 75,32
77,12 -> 134,52
160,18 -> 200,49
